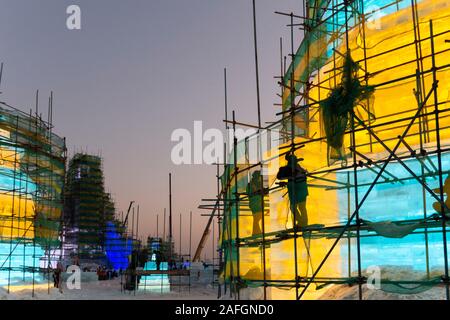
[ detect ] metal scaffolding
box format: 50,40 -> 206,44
0,91 -> 66,296
205,0 -> 450,300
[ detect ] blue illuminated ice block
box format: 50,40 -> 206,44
105,222 -> 132,270
0,241 -> 45,287
139,261 -> 170,293
337,152 -> 450,274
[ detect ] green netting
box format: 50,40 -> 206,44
379,277 -> 442,294
64,153 -> 117,258
320,52 -> 375,164
282,0 -> 331,111
0,106 -> 65,249
362,219 -> 423,238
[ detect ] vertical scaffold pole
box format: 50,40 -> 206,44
163,208 -> 166,241
429,20 -> 450,300
179,212 -> 182,261
131,208 -> 135,243
212,207 -> 215,288
179,212 -> 182,293
224,68 -> 229,131
411,0 -> 431,277
47,95 -> 52,295
217,206 -> 222,298
358,0 -> 373,152
411,0 -> 430,143
232,111 -> 240,300
216,162 -> 221,297
7,115 -> 19,294
347,172 -> 352,278
137,206 -> 140,245
32,105 -> 38,297
23,116 -> 32,285
345,0 -> 363,301
224,142 -> 234,299
169,173 -> 173,262
131,207 -> 136,295
137,205 -> 140,293
223,70 -> 233,298
252,0 -> 267,300
289,12 -> 300,301
189,210 -> 192,294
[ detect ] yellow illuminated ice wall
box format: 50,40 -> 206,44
220,0 -> 450,300
0,106 -> 65,287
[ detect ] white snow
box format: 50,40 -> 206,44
319,266 -> 447,300
2,266 -> 446,300
318,283 -> 446,300
0,277 -> 218,300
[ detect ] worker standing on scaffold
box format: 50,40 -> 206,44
246,170 -> 268,236
277,153 -> 309,229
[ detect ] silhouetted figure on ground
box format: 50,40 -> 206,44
155,250 -> 162,271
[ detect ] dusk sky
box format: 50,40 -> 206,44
0,0 -> 303,260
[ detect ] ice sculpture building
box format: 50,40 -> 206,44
216,0 -> 450,300
0,103 -> 66,291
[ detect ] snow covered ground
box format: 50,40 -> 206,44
0,278 -> 219,300
0,262 -> 221,300
319,266 -> 447,300
318,284 -> 446,300
1,266 -> 446,300
1,278 -> 446,300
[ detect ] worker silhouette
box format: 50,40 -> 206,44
155,250 -> 162,271
433,175 -> 450,214
277,153 -> 309,229
246,170 -> 268,236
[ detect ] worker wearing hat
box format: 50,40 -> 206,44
247,170 -> 266,236
277,153 -> 309,229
